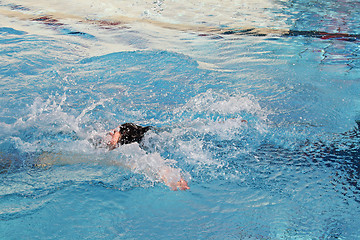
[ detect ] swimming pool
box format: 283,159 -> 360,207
1,0 -> 360,239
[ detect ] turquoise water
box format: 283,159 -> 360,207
1,0 -> 360,239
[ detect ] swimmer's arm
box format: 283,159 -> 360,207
109,159 -> 190,191
112,160 -> 190,191
37,151 -> 189,191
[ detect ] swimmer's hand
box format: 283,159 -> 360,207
175,178 -> 190,191
165,177 -> 190,191
160,167 -> 190,191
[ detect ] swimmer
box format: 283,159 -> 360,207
105,123 -> 190,191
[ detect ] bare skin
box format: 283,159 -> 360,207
108,127 -> 190,191
170,178 -> 190,191
108,130 -> 121,150
159,166 -> 190,191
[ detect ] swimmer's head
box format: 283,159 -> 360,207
107,123 -> 151,149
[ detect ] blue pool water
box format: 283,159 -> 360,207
1,0 -> 360,239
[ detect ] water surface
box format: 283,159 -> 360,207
1,0 -> 360,239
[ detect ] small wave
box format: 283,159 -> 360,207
0,194 -> 51,221
0,27 -> 27,35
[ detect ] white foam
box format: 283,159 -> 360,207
103,143 -> 188,186
175,89 -> 269,119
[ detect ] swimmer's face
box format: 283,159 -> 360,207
109,130 -> 122,148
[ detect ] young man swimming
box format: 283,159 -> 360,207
106,123 -> 190,191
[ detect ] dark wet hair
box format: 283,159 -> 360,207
89,123 -> 152,149
117,123 -> 151,145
